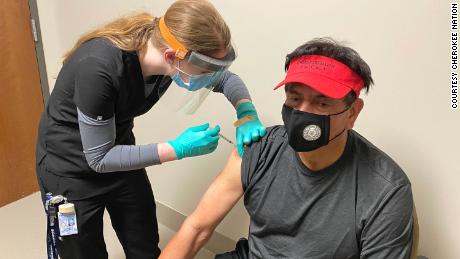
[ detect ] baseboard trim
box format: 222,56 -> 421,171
156,201 -> 236,254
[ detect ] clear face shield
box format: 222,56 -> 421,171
159,16 -> 236,114
172,47 -> 236,114
173,47 -> 236,91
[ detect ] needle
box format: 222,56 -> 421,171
218,132 -> 235,146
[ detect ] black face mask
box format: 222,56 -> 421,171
281,104 -> 350,152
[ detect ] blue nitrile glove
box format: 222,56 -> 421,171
168,123 -> 220,160
236,102 -> 266,157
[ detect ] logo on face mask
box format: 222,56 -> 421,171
303,125 -> 322,141
281,104 -> 350,152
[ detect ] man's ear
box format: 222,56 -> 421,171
346,98 -> 364,129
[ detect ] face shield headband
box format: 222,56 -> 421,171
158,16 -> 236,72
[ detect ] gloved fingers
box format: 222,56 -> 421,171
188,123 -> 210,132
205,125 -> 221,137
199,142 -> 218,155
243,132 -> 252,145
206,135 -> 220,144
237,144 -> 244,157
236,132 -> 244,157
259,127 -> 267,137
251,130 -> 260,142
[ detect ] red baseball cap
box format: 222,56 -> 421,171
274,55 -> 364,99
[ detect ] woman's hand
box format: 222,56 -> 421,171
168,123 -> 220,160
235,102 -> 266,156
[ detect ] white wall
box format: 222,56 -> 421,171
37,0 -> 459,258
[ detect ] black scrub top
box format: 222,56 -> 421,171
37,38 -> 172,178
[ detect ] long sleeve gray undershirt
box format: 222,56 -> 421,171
78,70 -> 252,173
78,108 -> 161,173
213,70 -> 252,106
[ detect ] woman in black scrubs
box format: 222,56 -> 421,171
36,1 -> 266,258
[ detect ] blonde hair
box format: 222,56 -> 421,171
63,0 -> 231,62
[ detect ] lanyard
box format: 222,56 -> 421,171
45,193 -> 66,259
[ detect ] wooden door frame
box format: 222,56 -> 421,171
28,0 -> 50,103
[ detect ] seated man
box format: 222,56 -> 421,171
159,38 -> 414,259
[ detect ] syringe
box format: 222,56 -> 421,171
218,132 -> 235,146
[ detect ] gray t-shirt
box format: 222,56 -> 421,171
241,126 -> 413,259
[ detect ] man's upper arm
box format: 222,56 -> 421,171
186,148 -> 244,232
360,184 -> 414,259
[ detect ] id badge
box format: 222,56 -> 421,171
58,203 -> 78,236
